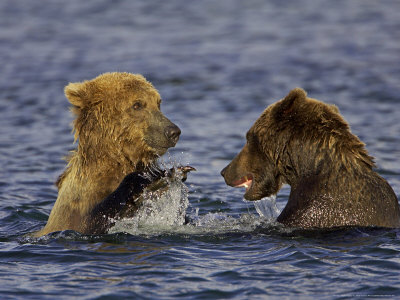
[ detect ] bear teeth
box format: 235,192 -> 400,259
238,179 -> 252,191
233,174 -> 253,191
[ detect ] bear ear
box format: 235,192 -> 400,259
329,104 -> 340,114
64,82 -> 87,108
276,87 -> 307,116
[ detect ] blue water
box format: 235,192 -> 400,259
1,0 -> 400,298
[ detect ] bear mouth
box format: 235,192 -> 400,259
232,174 -> 253,192
144,140 -> 170,156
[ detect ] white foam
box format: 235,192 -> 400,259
106,154 -> 280,236
252,195 -> 280,220
108,175 -> 189,235
190,212 -> 264,234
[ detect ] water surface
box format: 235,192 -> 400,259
1,0 -> 400,298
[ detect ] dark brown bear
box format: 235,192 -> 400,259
221,88 -> 400,228
35,72 -> 181,236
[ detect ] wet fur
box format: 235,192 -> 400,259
36,72 -> 180,236
221,88 -> 400,228
87,166 -> 194,234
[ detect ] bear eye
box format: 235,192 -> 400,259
132,101 -> 144,111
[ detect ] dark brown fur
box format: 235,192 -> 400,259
221,88 -> 400,228
35,72 -> 181,236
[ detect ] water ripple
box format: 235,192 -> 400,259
1,0 -> 400,298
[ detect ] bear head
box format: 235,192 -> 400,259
221,88 -> 374,200
64,72 -> 181,170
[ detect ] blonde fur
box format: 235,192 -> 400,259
35,73 -> 166,236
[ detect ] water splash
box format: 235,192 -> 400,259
189,212 -> 268,234
107,176 -> 281,236
252,195 -> 280,220
108,171 -> 189,235
100,154 -> 281,236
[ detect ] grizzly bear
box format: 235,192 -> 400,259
35,72 -> 182,236
221,88 -> 400,228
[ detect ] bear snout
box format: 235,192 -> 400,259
220,167 -> 226,178
220,164 -> 234,186
220,166 -> 230,181
164,124 -> 181,145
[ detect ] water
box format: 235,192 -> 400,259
108,170 -> 191,234
1,0 -> 400,298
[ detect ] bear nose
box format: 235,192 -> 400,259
165,124 -> 181,144
220,167 -> 226,178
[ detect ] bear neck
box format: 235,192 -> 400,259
277,162 -> 398,228
277,139 -> 383,227
282,143 -> 374,188
76,132 -> 150,173
77,145 -> 135,175
279,130 -> 375,187
63,139 -> 150,209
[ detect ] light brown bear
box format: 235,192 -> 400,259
221,88 -> 400,228
35,72 -> 181,236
